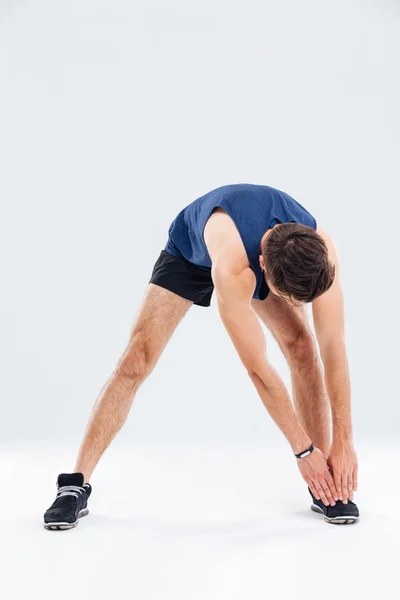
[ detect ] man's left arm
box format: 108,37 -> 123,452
312,232 -> 358,504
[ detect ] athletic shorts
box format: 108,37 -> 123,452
149,250 -> 214,307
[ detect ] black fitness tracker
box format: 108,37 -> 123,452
294,442 -> 315,459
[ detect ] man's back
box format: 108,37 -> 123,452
165,183 -> 317,300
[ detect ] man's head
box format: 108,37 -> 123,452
260,223 -> 335,304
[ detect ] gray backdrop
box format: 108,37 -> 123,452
1,0 -> 399,446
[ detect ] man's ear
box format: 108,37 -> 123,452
259,255 -> 265,272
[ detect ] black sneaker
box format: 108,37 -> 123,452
308,488 -> 359,524
44,473 -> 92,530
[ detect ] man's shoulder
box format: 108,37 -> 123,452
203,208 -> 249,269
204,211 -> 255,299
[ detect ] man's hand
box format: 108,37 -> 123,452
328,440 -> 358,503
297,447 -> 339,506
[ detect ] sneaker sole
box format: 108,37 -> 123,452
311,504 -> 359,524
44,508 -> 89,530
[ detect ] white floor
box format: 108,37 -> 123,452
1,439 -> 398,600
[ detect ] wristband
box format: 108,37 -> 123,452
295,442 -> 314,459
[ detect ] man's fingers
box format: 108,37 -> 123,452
353,467 -> 358,492
341,474 -> 349,504
321,479 -> 336,506
347,475 -> 354,501
325,472 -> 339,502
309,481 -> 320,500
334,474 -> 342,501
315,482 -> 329,507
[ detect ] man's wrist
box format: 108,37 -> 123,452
294,442 -> 314,459
332,425 -> 353,444
332,436 -> 354,447
290,430 -> 312,455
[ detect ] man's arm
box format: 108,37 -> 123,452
213,263 -> 339,505
312,232 -> 358,502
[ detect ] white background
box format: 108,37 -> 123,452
1,1 -> 399,599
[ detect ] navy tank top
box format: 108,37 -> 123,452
165,183 -> 317,301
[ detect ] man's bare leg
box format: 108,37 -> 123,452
252,295 -> 331,456
74,284 -> 192,482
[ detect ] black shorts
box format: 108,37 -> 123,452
149,250 -> 214,307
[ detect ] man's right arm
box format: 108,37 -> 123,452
213,264 -> 311,452
212,264 -> 339,505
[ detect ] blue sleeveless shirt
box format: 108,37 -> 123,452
165,183 -> 317,301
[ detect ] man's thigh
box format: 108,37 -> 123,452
129,283 -> 193,366
251,294 -> 310,352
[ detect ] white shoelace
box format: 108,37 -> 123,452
56,485 -> 86,499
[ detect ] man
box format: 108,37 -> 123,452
44,183 -> 359,530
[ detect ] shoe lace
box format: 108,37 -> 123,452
56,485 -> 86,499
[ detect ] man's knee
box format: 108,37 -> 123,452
115,333 -> 154,385
285,330 -> 317,367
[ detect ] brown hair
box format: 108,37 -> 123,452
262,223 -> 335,303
